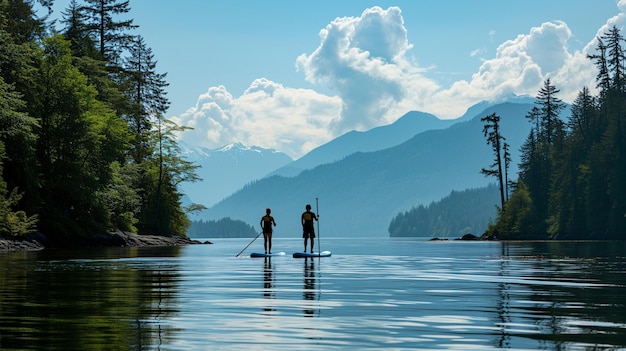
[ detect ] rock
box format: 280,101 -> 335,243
86,231 -> 211,247
0,233 -> 46,252
457,233 -> 479,241
1,231 -> 212,251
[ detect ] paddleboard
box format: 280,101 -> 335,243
250,252 -> 286,258
292,251 -> 332,258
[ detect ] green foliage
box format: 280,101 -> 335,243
492,26 -> 626,239
136,117 -> 198,236
485,181 -> 539,239
96,161 -> 141,233
188,217 -> 257,238
0,141 -> 38,237
0,1 -> 200,242
389,184 -> 500,238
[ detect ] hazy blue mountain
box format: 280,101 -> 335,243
198,101 -> 535,238
179,142 -> 292,208
269,97 -> 533,178
269,111 -> 455,178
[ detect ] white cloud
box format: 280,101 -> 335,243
171,78 -> 341,159
295,6 -> 432,133
174,3 -> 626,159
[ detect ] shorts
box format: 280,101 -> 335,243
303,229 -> 315,239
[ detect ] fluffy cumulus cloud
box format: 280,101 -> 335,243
429,20 -> 574,116
171,79 -> 341,159
174,3 -> 626,159
296,6 -> 436,133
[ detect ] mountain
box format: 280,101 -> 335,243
198,101 -> 535,238
269,100 -> 508,178
179,142 -> 292,208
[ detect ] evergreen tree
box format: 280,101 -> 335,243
548,88 -> 598,238
518,79 -> 565,236
123,35 -> 169,164
480,113 -> 506,209
603,26 -> 626,93
587,38 -> 610,97
79,0 -> 137,63
61,0 -> 99,58
536,79 -> 566,145
591,26 -> 626,237
503,141 -> 511,202
2,0 -> 49,44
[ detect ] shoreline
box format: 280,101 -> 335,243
0,231 -> 211,252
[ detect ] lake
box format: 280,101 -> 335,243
1,237 -> 625,350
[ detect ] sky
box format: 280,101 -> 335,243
50,0 -> 626,159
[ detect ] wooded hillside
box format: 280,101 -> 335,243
483,26 -> 626,239
0,0 -> 200,241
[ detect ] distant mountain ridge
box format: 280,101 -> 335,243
268,98 -> 516,178
269,111 -> 455,177
179,141 -> 292,208
198,100 -> 536,238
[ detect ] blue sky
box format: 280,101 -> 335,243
51,1 -> 625,159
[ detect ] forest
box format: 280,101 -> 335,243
388,184 -> 500,238
389,26 -> 626,241
187,218 -> 256,239
481,26 -> 626,240
0,0 -> 202,242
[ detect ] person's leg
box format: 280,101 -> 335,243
268,233 -> 272,254
304,236 -> 307,252
310,238 -> 315,253
264,234 -> 268,253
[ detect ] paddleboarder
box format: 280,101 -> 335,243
301,204 -> 318,253
260,208 -> 277,254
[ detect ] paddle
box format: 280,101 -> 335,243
316,197 -> 320,254
235,232 -> 262,257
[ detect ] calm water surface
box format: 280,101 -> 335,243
1,238 -> 625,350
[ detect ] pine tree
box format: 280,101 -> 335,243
123,35 -> 170,163
480,113 -> 506,210
79,0 -> 137,63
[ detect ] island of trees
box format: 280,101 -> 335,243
0,0 -> 203,244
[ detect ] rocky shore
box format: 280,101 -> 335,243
0,231 -> 211,252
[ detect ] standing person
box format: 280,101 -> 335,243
260,208 -> 276,254
301,204 -> 318,253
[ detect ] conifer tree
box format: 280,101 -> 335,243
79,0 -> 137,63
124,35 -> 169,163
480,113 -> 506,210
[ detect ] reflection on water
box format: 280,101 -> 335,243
263,257 -> 275,313
1,239 -> 626,350
0,246 -> 184,351
302,257 -> 318,317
